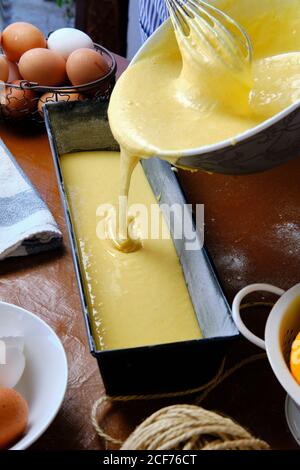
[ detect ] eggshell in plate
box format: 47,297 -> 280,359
1,337 -> 25,351
2,22 -> 46,62
0,388 -> 29,449
0,55 -> 9,82
0,348 -> 25,389
0,337 -> 25,389
66,48 -> 110,86
19,48 -> 67,87
38,90 -> 83,117
48,28 -> 94,60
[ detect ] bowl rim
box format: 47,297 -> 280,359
265,284 -> 300,407
131,18 -> 300,159
0,300 -> 68,450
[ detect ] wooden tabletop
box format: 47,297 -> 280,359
0,55 -> 298,450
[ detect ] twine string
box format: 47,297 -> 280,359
92,302 -> 273,449
121,405 -> 269,450
91,352 -> 267,447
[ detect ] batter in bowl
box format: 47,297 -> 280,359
108,0 -> 300,252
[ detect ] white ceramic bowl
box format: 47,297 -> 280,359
232,283 -> 300,445
0,301 -> 68,450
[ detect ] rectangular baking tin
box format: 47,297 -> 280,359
44,101 -> 238,395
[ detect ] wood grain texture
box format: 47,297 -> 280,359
0,54 -> 297,450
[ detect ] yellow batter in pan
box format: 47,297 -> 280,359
61,151 -> 202,350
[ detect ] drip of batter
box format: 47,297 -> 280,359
108,151 -> 141,253
108,0 -> 300,253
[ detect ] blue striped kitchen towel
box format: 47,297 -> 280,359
0,139 -> 62,260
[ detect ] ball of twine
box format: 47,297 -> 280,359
121,405 -> 269,451
92,352 -> 271,451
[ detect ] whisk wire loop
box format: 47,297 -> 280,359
165,0 -> 252,70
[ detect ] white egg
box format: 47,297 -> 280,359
0,337 -> 26,388
48,28 -> 94,60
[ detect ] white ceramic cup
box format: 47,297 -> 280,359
232,283 -> 300,408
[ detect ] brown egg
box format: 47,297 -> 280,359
1,80 -> 37,119
0,388 -> 29,449
38,91 -> 83,117
66,48 -> 110,86
19,49 -> 67,87
0,54 -> 9,82
7,61 -> 22,83
2,22 -> 46,62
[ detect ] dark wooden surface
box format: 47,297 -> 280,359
0,54 -> 298,450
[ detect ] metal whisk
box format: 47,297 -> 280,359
165,0 -> 252,71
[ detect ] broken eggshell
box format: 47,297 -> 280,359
0,337 -> 26,388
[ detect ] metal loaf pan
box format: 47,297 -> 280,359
44,100 -> 238,395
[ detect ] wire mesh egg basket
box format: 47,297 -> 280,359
0,43 -> 116,125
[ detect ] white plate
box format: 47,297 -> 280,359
0,301 -> 68,450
